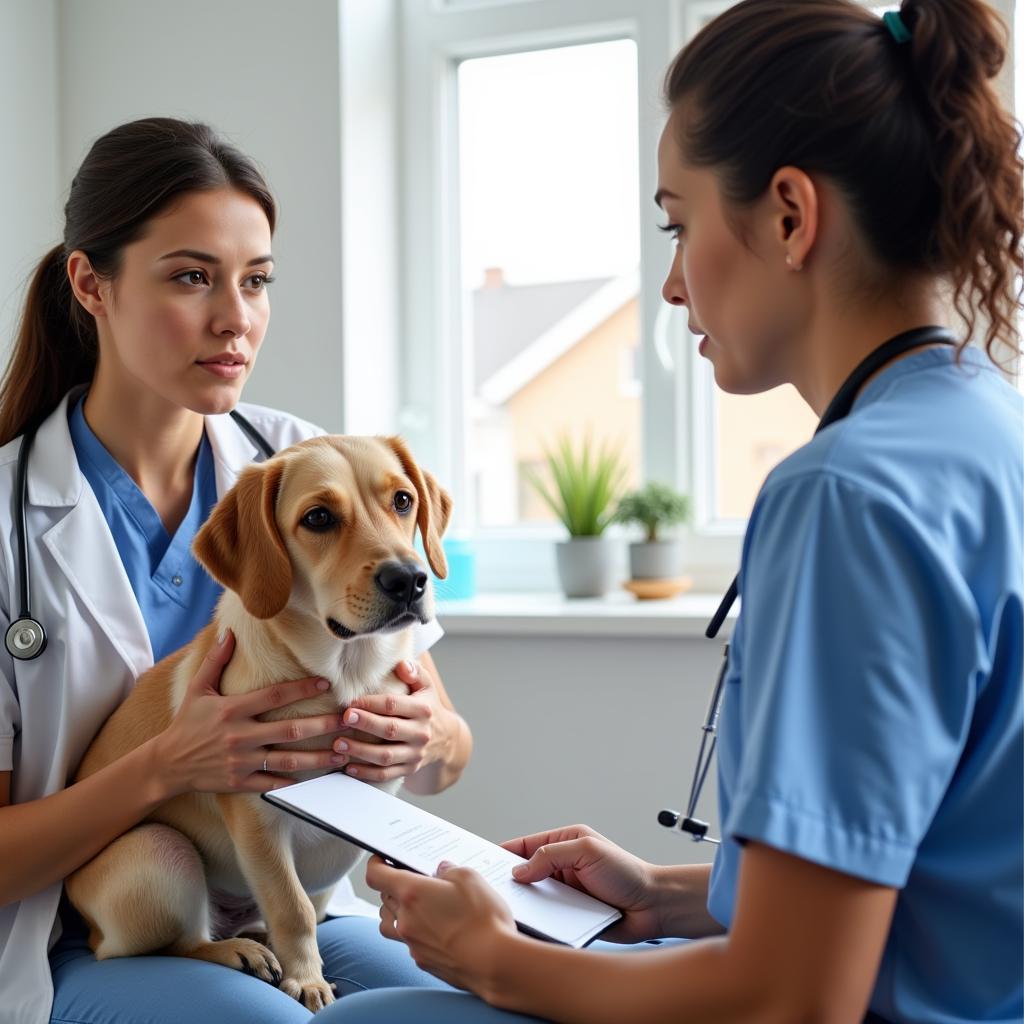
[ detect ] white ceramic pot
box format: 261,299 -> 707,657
555,538 -> 617,598
628,539 -> 685,580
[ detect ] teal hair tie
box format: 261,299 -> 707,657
883,10 -> 912,44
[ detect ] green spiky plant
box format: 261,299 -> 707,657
526,435 -> 627,537
612,481 -> 692,542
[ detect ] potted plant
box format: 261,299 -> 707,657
612,481 -> 692,583
527,435 -> 625,598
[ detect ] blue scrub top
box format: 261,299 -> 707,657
709,347 -> 1023,1023
69,396 -> 224,663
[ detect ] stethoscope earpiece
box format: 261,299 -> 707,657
5,617 -> 46,660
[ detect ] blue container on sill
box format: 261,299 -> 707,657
437,537 -> 476,601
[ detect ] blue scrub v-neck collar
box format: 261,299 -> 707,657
69,395 -> 212,565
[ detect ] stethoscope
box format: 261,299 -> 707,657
658,326 -> 955,845
5,408 -> 276,661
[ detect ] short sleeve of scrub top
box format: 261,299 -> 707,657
715,470 -> 982,891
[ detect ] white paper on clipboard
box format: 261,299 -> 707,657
263,772 -> 621,948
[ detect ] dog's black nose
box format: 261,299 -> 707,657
374,561 -> 428,607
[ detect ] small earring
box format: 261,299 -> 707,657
786,254 -> 803,272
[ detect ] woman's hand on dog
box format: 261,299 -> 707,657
331,658 -> 458,783
151,630 -> 357,797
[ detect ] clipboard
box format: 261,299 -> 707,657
262,772 -> 621,948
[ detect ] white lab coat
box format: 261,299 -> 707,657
0,388 -> 441,1024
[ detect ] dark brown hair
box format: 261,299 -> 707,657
664,0 -> 1023,364
0,118 -> 277,446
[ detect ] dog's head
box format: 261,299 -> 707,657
193,435 -> 451,640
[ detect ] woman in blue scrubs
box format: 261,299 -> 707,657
331,1 -> 1024,1021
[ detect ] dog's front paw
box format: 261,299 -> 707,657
189,937 -> 282,986
280,975 -> 336,1010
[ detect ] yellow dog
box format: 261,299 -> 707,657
66,435 -> 450,1010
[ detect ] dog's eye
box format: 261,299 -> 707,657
393,491 -> 414,515
301,507 -> 337,532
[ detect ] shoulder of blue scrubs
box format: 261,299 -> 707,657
709,346 -> 1022,1018
728,345 -> 1020,874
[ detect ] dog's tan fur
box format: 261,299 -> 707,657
65,435 -> 451,1009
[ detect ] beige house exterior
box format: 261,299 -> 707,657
470,270 -> 816,526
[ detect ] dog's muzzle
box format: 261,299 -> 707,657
373,560 -> 428,608
326,560 -> 430,640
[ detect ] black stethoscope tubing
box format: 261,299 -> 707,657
4,409 -> 275,661
660,326 -> 956,844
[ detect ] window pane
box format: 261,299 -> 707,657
457,40 -> 641,527
715,386 -> 817,521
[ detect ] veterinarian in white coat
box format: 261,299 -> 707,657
0,118 -> 470,1024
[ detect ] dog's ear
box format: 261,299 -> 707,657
193,458 -> 292,619
383,436 -> 452,579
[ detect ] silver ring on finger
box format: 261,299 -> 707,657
262,757 -> 269,773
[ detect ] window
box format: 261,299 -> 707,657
397,0 -> 1020,590
399,0 -> 728,590
457,41 -> 642,527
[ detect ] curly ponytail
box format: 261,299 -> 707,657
663,0 -> 1023,365
0,118 -> 276,447
898,0 -> 1022,364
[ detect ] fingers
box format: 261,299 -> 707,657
365,855 -> 409,895
339,758 -> 422,783
252,712 -> 349,747
332,737 -> 422,769
344,695 -> 433,731
510,843 -> 564,883
187,630 -> 236,695
391,658 -> 421,688
378,902 -> 401,942
510,836 -> 601,884
255,746 -> 352,775
229,675 -> 332,719
500,824 -> 600,858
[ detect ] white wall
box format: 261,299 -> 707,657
3,0 -> 410,436
0,0 -> 61,359
339,0 -> 402,436
3,0 -> 344,432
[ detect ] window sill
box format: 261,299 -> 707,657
435,591 -> 736,639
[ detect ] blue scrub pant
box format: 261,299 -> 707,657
49,915 -> 448,1024
50,911 -> 682,1023
318,938 -> 686,1024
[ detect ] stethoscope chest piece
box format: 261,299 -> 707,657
6,616 -> 46,660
